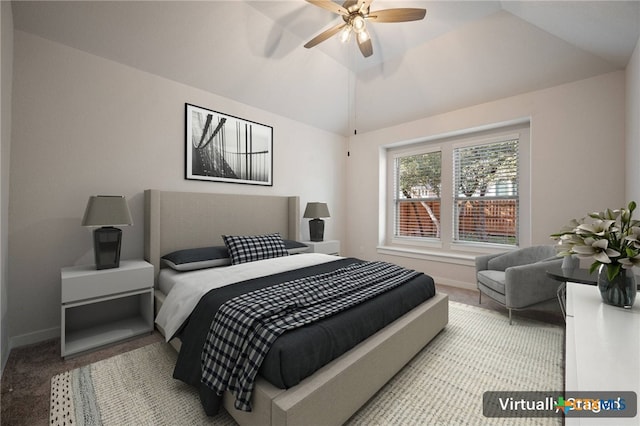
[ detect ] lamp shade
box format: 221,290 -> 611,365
82,195 -> 133,227
303,202 -> 330,219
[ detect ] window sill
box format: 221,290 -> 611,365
376,245 -> 477,267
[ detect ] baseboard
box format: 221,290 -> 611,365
1,346 -> 8,378
9,326 -> 60,349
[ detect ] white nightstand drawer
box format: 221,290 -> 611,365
61,260 -> 153,303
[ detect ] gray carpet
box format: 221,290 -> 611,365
50,301 -> 563,425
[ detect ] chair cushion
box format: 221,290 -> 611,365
477,270 -> 506,295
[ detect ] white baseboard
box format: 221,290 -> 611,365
9,326 -> 60,349
1,347 -> 8,377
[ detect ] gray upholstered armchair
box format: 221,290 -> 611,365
475,245 -> 563,324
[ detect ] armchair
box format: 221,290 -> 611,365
475,245 -> 563,324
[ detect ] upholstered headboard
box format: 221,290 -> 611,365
144,189 -> 300,285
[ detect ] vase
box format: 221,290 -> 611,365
562,255 -> 579,270
597,264 -> 637,308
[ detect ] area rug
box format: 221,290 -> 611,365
50,301 -> 564,425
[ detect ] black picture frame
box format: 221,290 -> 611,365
185,103 -> 273,186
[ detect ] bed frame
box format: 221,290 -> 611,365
144,189 -> 449,426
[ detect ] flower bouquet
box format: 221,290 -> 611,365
551,201 -> 638,308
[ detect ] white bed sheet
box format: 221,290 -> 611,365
158,268 -> 182,295
155,253 -> 342,340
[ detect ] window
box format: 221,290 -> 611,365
453,139 -> 519,245
394,150 -> 442,239
385,123 -> 529,253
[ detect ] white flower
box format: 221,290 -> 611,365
619,254 -> 640,269
624,226 -> 640,249
576,220 -> 616,237
570,238 -> 620,264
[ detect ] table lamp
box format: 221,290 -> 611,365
303,202 -> 330,242
82,195 -> 133,270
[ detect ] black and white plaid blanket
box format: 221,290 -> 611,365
200,260 -> 422,411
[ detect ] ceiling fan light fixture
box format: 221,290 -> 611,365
352,15 -> 366,33
340,25 -> 352,43
358,29 -> 369,43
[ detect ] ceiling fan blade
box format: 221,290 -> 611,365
357,34 -> 373,57
343,0 -> 357,9
306,0 -> 349,16
304,22 -> 347,49
357,0 -> 373,13
367,8 -> 426,23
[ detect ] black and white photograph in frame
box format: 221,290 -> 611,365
185,103 -> 273,186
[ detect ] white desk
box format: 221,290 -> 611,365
565,282 -> 640,425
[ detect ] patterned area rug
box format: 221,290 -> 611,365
50,301 -> 563,425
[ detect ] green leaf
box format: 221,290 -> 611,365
606,263 -> 621,281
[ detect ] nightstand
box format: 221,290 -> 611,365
60,259 -> 154,358
303,240 -> 340,255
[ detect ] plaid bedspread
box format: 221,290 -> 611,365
200,260 -> 422,411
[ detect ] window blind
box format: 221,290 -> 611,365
394,151 -> 442,239
453,139 -> 519,245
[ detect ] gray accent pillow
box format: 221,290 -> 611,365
284,240 -> 309,254
162,239 -> 306,271
161,246 -> 231,271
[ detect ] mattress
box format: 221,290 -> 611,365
167,255 -> 436,415
158,268 -> 181,295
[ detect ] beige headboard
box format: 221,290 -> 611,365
144,189 -> 300,284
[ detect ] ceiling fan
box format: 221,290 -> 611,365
304,0 -> 427,58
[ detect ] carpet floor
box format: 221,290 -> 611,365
49,301 -> 564,426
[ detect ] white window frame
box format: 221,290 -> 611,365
381,121 -> 531,258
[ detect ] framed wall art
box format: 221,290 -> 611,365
185,103 -> 273,186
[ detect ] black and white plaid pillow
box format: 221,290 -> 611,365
222,233 -> 289,265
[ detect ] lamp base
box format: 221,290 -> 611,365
93,226 -> 122,270
309,218 -> 325,242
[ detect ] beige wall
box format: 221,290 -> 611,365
8,31 -> 347,346
345,71 -> 627,289
627,37 -> 640,203
6,27 -> 637,350
1,1 -> 14,371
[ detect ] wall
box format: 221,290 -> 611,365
1,1 -> 14,372
346,71 -> 626,289
9,31 -> 347,346
626,37 -> 640,203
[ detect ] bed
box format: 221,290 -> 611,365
144,189 -> 449,426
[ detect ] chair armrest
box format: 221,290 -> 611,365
504,258 -> 563,308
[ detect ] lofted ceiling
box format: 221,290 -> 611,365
11,1 -> 640,136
